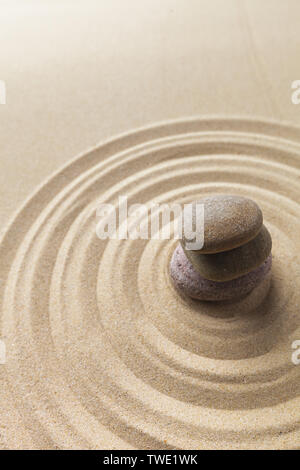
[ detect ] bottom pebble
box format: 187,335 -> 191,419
170,243 -> 272,302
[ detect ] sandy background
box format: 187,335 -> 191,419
0,0 -> 300,229
1,0 -> 300,450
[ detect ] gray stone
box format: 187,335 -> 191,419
170,243 -> 272,302
181,195 -> 263,254
184,225 -> 272,281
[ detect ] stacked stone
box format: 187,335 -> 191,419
170,195 -> 272,301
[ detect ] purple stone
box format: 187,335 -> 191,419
170,243 -> 272,302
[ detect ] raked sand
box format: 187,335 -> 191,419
1,118 -> 300,449
1,1 -> 300,450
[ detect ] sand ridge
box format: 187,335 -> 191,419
0,117 -> 300,449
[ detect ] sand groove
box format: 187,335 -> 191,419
0,118 -> 300,449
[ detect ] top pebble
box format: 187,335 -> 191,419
181,195 -> 263,254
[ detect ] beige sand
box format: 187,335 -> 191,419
1,1 -> 300,450
1,117 -> 300,449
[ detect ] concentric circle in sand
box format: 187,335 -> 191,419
1,118 -> 300,449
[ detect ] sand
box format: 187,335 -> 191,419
1,117 -> 300,449
1,1 -> 300,451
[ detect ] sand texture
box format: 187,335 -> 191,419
1,118 -> 300,449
